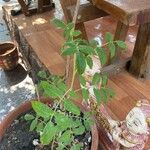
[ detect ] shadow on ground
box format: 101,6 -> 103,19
0,64 -> 35,121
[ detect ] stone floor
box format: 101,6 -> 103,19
0,0 -> 35,121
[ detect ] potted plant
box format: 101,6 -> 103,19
0,18 -> 126,150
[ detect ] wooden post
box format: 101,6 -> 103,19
112,21 -> 129,63
129,23 -> 150,78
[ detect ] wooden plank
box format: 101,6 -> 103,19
112,21 -> 129,62
67,2 -> 108,23
129,23 -> 150,79
92,0 -> 150,25
111,72 -> 150,99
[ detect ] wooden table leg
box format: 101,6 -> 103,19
129,23 -> 150,78
112,21 -> 129,63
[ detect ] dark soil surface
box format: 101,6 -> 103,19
0,112 -> 91,150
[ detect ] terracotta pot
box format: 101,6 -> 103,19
0,41 -> 19,70
0,98 -> 99,150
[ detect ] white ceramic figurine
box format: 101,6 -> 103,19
109,100 -> 150,150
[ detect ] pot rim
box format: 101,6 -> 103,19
0,41 -> 17,57
0,98 -> 99,150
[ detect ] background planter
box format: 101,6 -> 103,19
0,41 -> 19,70
0,98 -> 99,150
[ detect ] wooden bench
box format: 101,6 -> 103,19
60,0 -> 108,40
17,0 -> 55,16
93,0 -> 150,79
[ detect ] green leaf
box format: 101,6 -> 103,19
37,71 -> 47,79
84,118 -> 94,130
32,101 -> 53,118
108,42 -> 116,58
73,125 -> 85,135
99,88 -> 108,103
56,144 -> 65,150
55,113 -> 74,130
96,47 -> 107,66
89,39 -> 99,48
116,40 -> 126,49
62,47 -> 76,56
105,32 -> 113,42
40,81 -> 64,98
76,52 -> 86,74
24,114 -> 35,121
36,122 -> 44,132
64,99 -> 80,116
70,143 -> 83,150
78,45 -> 95,55
92,73 -> 101,85
86,56 -> 93,69
79,75 -> 86,86
67,22 -> 74,30
57,82 -> 67,93
93,88 -> 101,104
59,130 -> 72,145
101,74 -> 108,86
30,118 -> 38,131
68,90 -> 80,99
40,122 -> 58,145
82,88 -> 89,101
72,30 -> 81,37
51,18 -> 66,29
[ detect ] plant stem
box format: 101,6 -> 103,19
70,54 -> 76,90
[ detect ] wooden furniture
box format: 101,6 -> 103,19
17,0 -> 55,16
93,0 -> 150,78
60,0 -> 108,39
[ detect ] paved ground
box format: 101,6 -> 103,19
0,0 -> 35,121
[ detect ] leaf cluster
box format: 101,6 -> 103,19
25,18 -> 126,149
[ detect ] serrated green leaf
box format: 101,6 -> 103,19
108,42 -> 116,58
101,74 -> 108,86
40,122 -> 58,145
37,71 -> 47,79
64,99 -> 80,116
40,81 -> 64,98
93,88 -> 101,104
99,88 -> 108,103
51,18 -> 66,29
30,118 -> 38,131
73,125 -> 85,135
72,30 -> 81,37
59,130 -> 72,145
78,45 -> 95,55
79,75 -> 86,86
55,113 -> 74,130
86,56 -> 93,69
82,88 -> 89,101
70,143 -> 83,150
76,52 -> 86,74
62,47 -> 76,56
105,32 -> 113,42
116,40 -> 126,49
32,101 -> 53,118
24,114 -> 35,121
36,122 -> 44,132
96,47 -> 107,66
92,73 -> 101,85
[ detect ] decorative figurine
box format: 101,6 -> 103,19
109,100 -> 150,150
